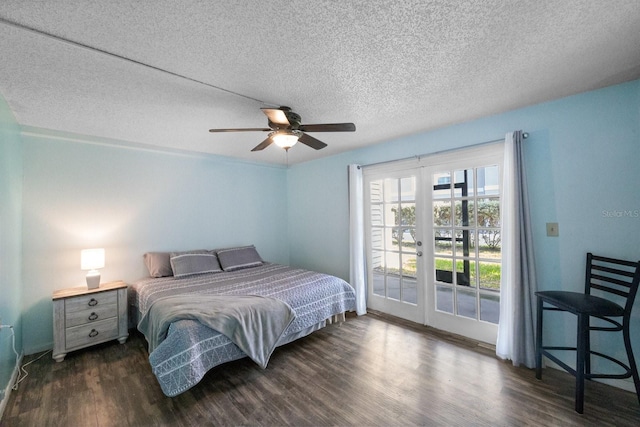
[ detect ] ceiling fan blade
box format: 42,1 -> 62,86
209,128 -> 271,132
251,136 -> 274,151
298,123 -> 356,132
298,133 -> 328,150
261,108 -> 290,125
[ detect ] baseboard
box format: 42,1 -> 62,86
0,352 -> 23,422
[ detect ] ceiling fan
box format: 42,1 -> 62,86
209,106 -> 356,151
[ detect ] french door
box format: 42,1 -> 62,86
364,169 -> 425,323
364,144 -> 503,344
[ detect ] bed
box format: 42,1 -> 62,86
130,246 -> 357,396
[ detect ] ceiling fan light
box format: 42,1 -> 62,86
272,131 -> 301,149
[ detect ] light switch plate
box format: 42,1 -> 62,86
546,222 -> 559,237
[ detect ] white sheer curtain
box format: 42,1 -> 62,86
348,164 -> 367,315
496,131 -> 537,368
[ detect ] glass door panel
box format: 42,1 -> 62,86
365,170 -> 423,323
424,148 -> 503,345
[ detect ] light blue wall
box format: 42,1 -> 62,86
20,131 -> 289,353
0,95 -> 23,395
288,79 -> 640,388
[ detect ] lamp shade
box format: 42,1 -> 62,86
81,248 -> 105,270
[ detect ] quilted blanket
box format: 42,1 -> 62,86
138,294 -> 295,368
131,263 -> 356,396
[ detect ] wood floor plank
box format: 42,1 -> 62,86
2,311 -> 638,426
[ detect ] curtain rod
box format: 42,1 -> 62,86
361,131 -> 528,169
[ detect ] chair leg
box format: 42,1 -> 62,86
622,321 -> 640,406
535,297 -> 543,380
575,313 -> 588,414
585,318 -> 591,376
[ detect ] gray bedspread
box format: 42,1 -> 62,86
131,263 -> 356,396
138,294 -> 295,368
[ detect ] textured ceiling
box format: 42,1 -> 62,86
1,1 -> 639,165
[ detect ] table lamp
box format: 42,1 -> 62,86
81,248 -> 105,289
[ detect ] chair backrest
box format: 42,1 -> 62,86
585,252 -> 640,314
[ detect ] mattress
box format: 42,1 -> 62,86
130,263 -> 356,396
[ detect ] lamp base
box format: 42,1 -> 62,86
86,271 -> 101,289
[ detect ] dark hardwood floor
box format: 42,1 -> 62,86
2,311 -> 639,426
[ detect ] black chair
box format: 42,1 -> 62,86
535,253 -> 640,413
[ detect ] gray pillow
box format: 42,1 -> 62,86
144,252 -> 173,278
216,245 -> 263,271
170,250 -> 222,277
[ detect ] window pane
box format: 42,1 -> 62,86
435,257 -> 453,284
373,270 -> 385,296
454,229 -> 473,258
402,253 -> 417,278
477,198 -> 500,228
480,291 -> 500,324
400,227 -> 416,251
434,229 -> 452,256
372,249 -> 385,270
385,228 -> 399,251
479,261 -> 501,291
400,203 -> 416,226
436,285 -> 453,313
402,275 -> 417,304
469,259 -> 478,287
455,258 -> 476,288
398,202 -> 416,250
433,172 -> 451,199
454,199 -> 475,227
477,165 -> 499,196
400,177 -> 415,201
387,273 -> 400,300
372,250 -> 385,296
457,288 -> 477,319
384,203 -> 397,226
384,178 -> 399,202
433,200 -> 452,227
454,169 -> 474,197
478,229 -> 501,257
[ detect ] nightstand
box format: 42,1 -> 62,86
52,280 -> 128,362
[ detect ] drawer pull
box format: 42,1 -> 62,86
88,312 -> 99,321
88,329 -> 99,338
88,298 -> 98,306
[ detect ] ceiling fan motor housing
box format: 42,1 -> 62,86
284,112 -> 301,129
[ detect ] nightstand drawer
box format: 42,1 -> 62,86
65,291 -> 117,314
65,303 -> 117,328
65,317 -> 118,349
